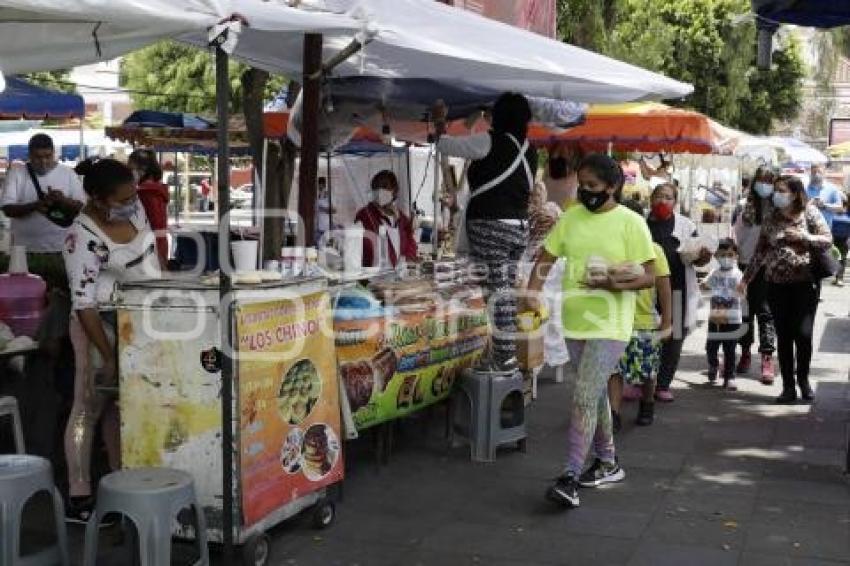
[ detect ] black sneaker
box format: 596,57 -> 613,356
707,365 -> 718,383
545,473 -> 580,508
579,458 -> 626,488
635,401 -> 654,426
611,410 -> 622,434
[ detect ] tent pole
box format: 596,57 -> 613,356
433,146 -> 440,258
298,33 -> 323,247
326,150 -> 333,240
258,138 -> 268,261
215,44 -> 235,566
78,118 -> 85,161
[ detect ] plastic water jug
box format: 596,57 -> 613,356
0,246 -> 47,337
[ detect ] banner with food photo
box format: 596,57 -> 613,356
235,292 -> 343,526
336,302 -> 489,430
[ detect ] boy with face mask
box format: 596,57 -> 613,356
354,170 -> 417,268
702,239 -> 744,390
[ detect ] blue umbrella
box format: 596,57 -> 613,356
752,0 -> 850,28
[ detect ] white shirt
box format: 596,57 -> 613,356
64,208 -> 160,310
437,133 -> 491,160
0,162 -> 86,252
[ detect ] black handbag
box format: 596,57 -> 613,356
26,163 -> 77,228
807,214 -> 840,280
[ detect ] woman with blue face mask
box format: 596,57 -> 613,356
741,176 -> 832,404
733,166 -> 777,384
61,158 -> 160,522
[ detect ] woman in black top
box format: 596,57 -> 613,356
434,93 -> 537,369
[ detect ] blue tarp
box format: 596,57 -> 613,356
122,110 -> 212,129
0,77 -> 84,119
752,0 -> 850,28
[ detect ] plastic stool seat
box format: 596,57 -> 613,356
0,396 -> 25,454
0,455 -> 69,566
450,368 -> 528,462
84,468 -> 209,566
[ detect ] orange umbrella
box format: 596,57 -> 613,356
528,102 -> 717,154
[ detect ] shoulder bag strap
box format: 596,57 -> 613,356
25,163 -> 46,200
469,134 -> 531,201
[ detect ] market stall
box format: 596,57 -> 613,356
116,276 -> 342,553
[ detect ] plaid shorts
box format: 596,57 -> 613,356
618,330 -> 661,385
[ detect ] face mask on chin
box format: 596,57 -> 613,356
577,186 -> 611,212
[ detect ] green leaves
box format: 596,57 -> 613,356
557,0 -> 804,134
120,40 -> 286,117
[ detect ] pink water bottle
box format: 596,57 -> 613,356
0,246 -> 47,338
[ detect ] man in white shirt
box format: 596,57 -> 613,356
1,133 -> 85,288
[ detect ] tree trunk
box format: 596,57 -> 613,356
241,68 -> 300,261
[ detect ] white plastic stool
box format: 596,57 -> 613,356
83,468 -> 209,566
0,455 -> 69,566
0,396 -> 25,454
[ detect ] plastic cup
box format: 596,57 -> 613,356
231,240 -> 258,272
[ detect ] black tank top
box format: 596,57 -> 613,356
466,132 -> 537,220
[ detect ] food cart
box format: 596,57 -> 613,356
116,276 -> 342,565
334,263 -> 490,432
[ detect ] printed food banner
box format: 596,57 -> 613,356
236,292 -> 343,527
336,304 -> 489,430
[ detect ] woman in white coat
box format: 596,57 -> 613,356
646,182 -> 711,401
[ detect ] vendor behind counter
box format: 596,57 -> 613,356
354,170 -> 418,268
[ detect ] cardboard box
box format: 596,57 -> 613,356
516,331 -> 544,370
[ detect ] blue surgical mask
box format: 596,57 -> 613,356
772,192 -> 792,209
718,257 -> 735,270
753,182 -> 773,198
108,198 -> 138,222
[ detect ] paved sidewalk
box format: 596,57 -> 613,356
259,283 -> 850,566
57,283 -> 850,565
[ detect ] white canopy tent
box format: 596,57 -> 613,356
179,0 -> 693,104
0,0 -> 361,74
734,136 -> 829,166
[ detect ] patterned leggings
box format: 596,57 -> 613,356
467,219 -> 528,364
564,339 -> 628,475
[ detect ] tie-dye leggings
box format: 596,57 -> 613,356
564,339 -> 628,475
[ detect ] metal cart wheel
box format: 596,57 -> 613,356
311,499 -> 336,530
241,532 -> 272,566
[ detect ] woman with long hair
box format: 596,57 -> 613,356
525,154 -> 656,508
741,176 -> 832,403
646,182 -> 711,402
733,166 -> 777,383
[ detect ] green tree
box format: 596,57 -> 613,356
120,40 -> 285,115
558,0 -> 804,134
21,70 -> 77,93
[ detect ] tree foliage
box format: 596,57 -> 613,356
21,70 -> 77,94
558,0 -> 804,135
120,40 -> 285,116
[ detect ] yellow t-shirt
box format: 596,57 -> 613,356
633,243 -> 671,331
544,204 -> 656,342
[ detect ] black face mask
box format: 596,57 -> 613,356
578,186 -> 611,212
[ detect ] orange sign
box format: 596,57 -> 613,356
236,292 -> 343,526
